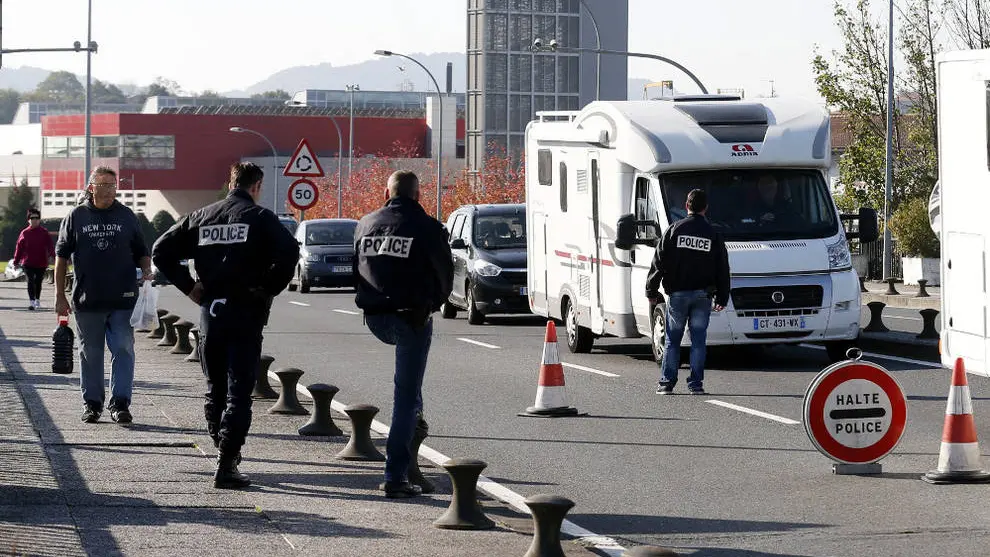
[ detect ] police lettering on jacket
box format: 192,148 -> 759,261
645,214 -> 731,307
199,224 -> 250,246
358,235 -> 414,258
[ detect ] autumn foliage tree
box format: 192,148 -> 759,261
300,142 -> 525,223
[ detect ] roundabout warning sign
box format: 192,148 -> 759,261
803,358 -> 907,466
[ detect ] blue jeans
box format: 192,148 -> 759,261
365,313 -> 433,483
75,309 -> 135,410
659,290 -> 712,390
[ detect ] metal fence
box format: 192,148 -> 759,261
857,239 -> 902,280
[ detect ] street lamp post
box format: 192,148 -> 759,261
229,127 -> 279,213
576,0 -> 602,101
534,41 -> 709,95
84,0 -> 93,186
374,50 -> 444,220
286,100 -> 345,217
882,0 -> 895,281
345,84 -> 359,198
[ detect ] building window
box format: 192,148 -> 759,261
43,192 -> 53,198
559,161 -> 568,212
92,136 -> 120,158
68,136 -> 86,158
120,135 -> 175,169
54,201 -> 64,206
137,193 -> 147,198
43,137 -> 69,158
137,201 -> 146,207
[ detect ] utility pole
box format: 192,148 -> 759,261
882,0 -> 895,281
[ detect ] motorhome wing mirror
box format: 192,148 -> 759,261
857,207 -> 879,243
450,238 -> 468,250
615,214 -> 637,250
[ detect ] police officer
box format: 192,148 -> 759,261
646,188 -> 730,396
152,162 -> 299,489
354,170 -> 453,498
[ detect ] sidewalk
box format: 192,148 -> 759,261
861,280 -> 940,310
0,282 -> 595,557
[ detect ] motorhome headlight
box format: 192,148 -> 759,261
827,238 -> 851,270
473,260 -> 502,277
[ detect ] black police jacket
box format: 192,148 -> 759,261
645,214 -> 731,307
353,197 -> 454,314
151,188 -> 300,309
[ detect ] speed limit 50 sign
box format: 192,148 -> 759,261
287,178 -> 319,211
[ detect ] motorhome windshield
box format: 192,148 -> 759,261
660,169 -> 839,241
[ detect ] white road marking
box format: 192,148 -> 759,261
706,400 -> 801,425
885,315 -> 922,322
457,337 -> 501,349
562,362 -> 620,378
288,301 -> 310,307
333,309 -> 360,315
799,344 -> 941,368
277,374 -> 625,556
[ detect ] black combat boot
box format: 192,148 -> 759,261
214,452 -> 250,489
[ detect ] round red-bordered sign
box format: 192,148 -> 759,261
803,360 -> 907,464
287,178 -> 319,211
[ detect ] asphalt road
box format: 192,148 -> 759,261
156,287 -> 986,557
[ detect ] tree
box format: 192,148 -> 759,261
27,71 -> 84,103
90,80 -> 128,104
251,90 -> 291,100
135,212 -> 158,252
146,77 -> 182,97
198,90 -> 224,99
151,210 -> 176,238
946,0 -> 990,48
0,89 -> 21,125
0,179 -> 36,260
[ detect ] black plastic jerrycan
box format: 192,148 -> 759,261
52,315 -> 74,375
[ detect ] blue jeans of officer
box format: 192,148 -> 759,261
199,300 -> 264,455
76,309 -> 135,411
365,313 -> 432,484
659,290 -> 712,390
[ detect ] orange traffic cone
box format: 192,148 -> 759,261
519,321 -> 582,418
922,358 -> 990,484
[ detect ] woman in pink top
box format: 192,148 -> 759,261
12,207 -> 55,310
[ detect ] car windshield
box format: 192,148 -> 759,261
474,214 -> 526,249
659,169 -> 839,241
305,222 -> 356,246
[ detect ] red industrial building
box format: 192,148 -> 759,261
39,111 -> 465,217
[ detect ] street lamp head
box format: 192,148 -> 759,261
532,38 -> 542,50
229,127 -> 244,133
549,39 -> 558,51
375,50 -> 393,57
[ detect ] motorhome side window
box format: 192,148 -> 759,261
559,162 -> 568,213
538,149 -> 552,186
634,177 -> 658,240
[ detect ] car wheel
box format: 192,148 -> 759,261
299,272 -> 311,294
564,298 -> 593,353
466,285 -> 485,325
826,340 -> 858,363
440,300 -> 458,319
287,268 -> 299,292
651,304 -> 667,366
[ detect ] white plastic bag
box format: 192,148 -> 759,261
4,262 -> 24,281
130,282 -> 159,329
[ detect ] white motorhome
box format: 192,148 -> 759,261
524,96 -> 879,363
936,49 -> 990,376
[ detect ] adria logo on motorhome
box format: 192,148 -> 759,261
731,144 -> 758,157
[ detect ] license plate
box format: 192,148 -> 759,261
519,287 -> 528,295
753,317 -> 806,331
331,265 -> 352,274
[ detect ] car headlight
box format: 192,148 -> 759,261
473,259 -> 502,277
305,253 -> 321,263
827,238 -> 851,270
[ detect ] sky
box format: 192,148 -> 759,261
3,0 -> 848,101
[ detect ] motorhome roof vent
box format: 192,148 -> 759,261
675,102 -> 769,144
672,94 -> 742,102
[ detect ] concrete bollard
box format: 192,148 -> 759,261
433,459 -> 495,530
859,276 -> 868,293
147,309 -> 169,339
298,383 -> 343,436
864,301 -> 889,333
336,404 -> 385,461
521,494 -> 574,557
252,355 -> 278,399
157,314 -> 180,347
884,278 -> 900,295
916,279 -> 931,298
268,368 -> 309,415
408,424 -> 435,494
918,308 -> 939,340
622,547 -> 681,557
185,328 -> 201,363
170,320 -> 194,355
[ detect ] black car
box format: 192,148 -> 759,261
441,204 -> 529,324
287,218 -> 358,293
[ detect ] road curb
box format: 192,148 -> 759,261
862,292 -> 940,310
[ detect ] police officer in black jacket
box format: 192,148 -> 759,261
152,162 -> 299,489
354,170 -> 453,498
646,189 -> 730,396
